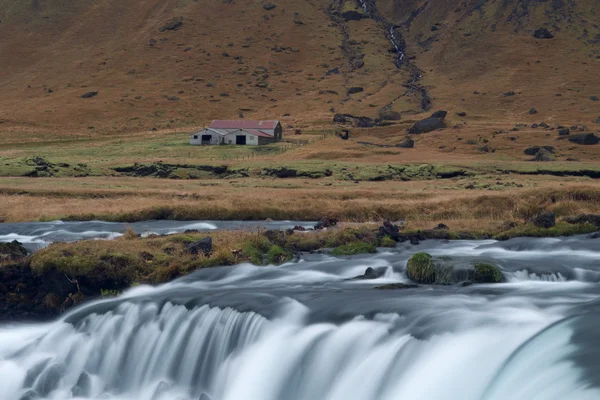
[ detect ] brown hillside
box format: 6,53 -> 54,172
0,0 -> 598,135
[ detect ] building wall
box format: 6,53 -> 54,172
222,132 -> 261,145
190,130 -> 222,145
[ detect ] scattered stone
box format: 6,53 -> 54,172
293,12 -> 303,24
263,2 -> 276,10
160,17 -> 183,32
434,223 -> 449,230
530,212 -> 556,229
539,122 -> 549,128
333,113 -> 377,128
80,91 -> 98,99
558,128 -> 570,136
347,87 -> 364,95
533,27 -> 554,39
167,96 -> 180,101
590,96 -> 599,101
503,91 -> 516,97
395,137 -> 414,148
348,267 -> 386,281
529,108 -> 538,115
531,124 -> 539,128
524,146 -> 555,156
315,218 -> 337,230
533,148 -> 555,162
379,110 -> 402,121
568,133 -> 600,145
456,112 -> 467,117
325,67 -> 340,75
409,117 -> 446,134
566,214 -> 600,227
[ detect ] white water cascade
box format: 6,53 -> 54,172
2,230 -> 600,399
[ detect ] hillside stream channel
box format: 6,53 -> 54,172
0,219 -> 600,399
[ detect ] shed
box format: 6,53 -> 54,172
190,120 -> 282,145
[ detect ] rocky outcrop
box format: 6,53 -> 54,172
524,146 -> 555,156
333,113 -> 377,128
408,111 -> 447,134
530,212 -> 556,228
533,27 -> 554,39
186,237 -> 213,255
565,214 -> 600,227
0,240 -> 28,263
406,252 -> 504,285
533,148 -> 555,162
568,133 -> 600,145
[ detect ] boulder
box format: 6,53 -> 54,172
160,17 -> 183,32
263,2 -> 276,10
315,218 -> 337,230
408,117 -> 446,134
533,28 -> 554,39
456,112 -> 467,117
434,223 -> 449,230
568,133 -> 600,145
533,148 -> 555,162
529,108 -> 538,115
379,110 -> 402,121
395,138 -> 414,148
341,10 -> 366,21
347,87 -> 364,95
430,110 -> 448,120
347,267 -> 386,281
524,146 -> 555,156
503,91 -> 516,97
558,128 -> 570,136
530,212 -> 556,229
186,237 -> 213,255
333,113 -> 377,128
0,240 -> 28,262
406,253 -> 504,284
590,96 -> 599,101
80,91 -> 98,99
378,221 -> 401,241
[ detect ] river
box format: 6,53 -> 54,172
1,230 -> 600,399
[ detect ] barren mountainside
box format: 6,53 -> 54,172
0,0 -> 598,134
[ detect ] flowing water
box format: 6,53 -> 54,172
0,220 -> 316,252
1,234 -> 600,400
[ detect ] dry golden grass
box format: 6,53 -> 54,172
2,176 -> 600,231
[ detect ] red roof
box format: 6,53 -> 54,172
209,120 -> 280,130
245,129 -> 273,138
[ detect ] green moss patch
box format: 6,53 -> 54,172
330,242 -> 377,256
406,252 -> 436,283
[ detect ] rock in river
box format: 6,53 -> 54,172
406,252 -> 504,285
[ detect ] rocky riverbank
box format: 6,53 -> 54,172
1,215 -> 599,321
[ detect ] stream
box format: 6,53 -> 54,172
1,233 -> 600,399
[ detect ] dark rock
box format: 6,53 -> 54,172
502,91 -> 516,97
375,283 -> 419,290
80,91 -> 98,99
341,10 -> 366,21
434,223 -> 449,230
529,108 -> 538,115
565,214 -> 600,227
533,27 -> 554,39
186,237 -> 213,255
315,218 -> 337,230
590,96 -> 599,101
533,148 -> 555,162
539,122 -> 549,129
167,96 -> 180,101
333,113 -> 377,128
409,236 -> 420,246
568,133 -> 600,145
456,112 -> 467,117
587,231 -> 600,239
558,128 -> 570,136
395,138 -> 414,148
339,129 -> 350,140
430,110 -> 448,120
264,230 -> 286,246
530,212 -> 556,229
347,267 -> 386,281
406,253 -> 504,285
0,240 -> 28,262
160,17 -> 183,32
325,67 -> 340,76
263,2 -> 276,10
379,110 -> 402,121
408,117 -> 446,134
378,221 -> 401,241
347,87 -> 364,95
524,146 -> 555,156
531,124 -> 539,128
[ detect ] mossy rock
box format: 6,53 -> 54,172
473,263 -> 504,283
379,236 -> 397,248
406,253 -> 504,284
406,252 -> 436,283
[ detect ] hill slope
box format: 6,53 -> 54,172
0,0 -> 598,134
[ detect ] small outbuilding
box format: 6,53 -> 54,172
190,120 -> 282,146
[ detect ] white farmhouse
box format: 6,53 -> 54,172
190,120 -> 283,146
